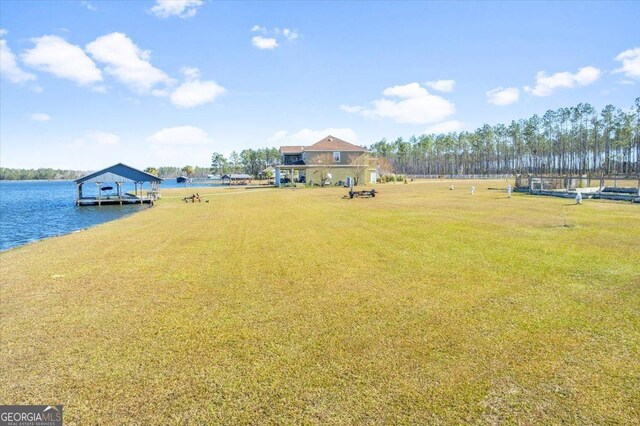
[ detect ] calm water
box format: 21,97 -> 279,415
0,179 -> 217,251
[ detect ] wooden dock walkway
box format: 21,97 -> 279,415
76,196 -> 155,206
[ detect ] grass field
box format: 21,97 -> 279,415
1,180 -> 639,424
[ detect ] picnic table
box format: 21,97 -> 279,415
348,188 -> 377,198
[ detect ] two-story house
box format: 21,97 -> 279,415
275,135 -> 377,186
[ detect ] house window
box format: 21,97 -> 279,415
333,152 -> 340,162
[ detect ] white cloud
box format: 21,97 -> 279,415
0,28 -> 7,37
87,131 -> 120,145
31,113 -> 51,122
21,35 -> 102,85
250,26 -> 298,49
147,126 -> 213,145
66,131 -> 120,148
267,128 -> 359,145
523,66 -> 601,97
170,79 -> 226,108
180,66 -> 200,80
86,32 -> 172,93
150,0 -> 203,18
0,39 -> 37,83
486,86 -> 520,106
339,105 -> 364,113
267,130 -> 288,144
342,82 -> 455,125
573,67 -> 601,84
424,120 -> 464,135
613,47 -> 640,80
252,36 -> 278,50
282,29 -> 299,41
166,67 -> 226,108
147,126 -> 214,166
383,82 -> 428,98
81,1 -> 97,11
425,79 -> 455,92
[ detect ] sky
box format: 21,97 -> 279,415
1,0 -> 639,170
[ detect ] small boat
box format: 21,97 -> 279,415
176,176 -> 189,184
101,186 -> 113,191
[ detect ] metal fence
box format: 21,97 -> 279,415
523,176 -> 638,191
408,174 -> 512,180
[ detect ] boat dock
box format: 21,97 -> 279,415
76,194 -> 156,206
74,163 -> 162,207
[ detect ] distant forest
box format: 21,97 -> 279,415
0,168 -> 87,181
148,148 -> 281,179
4,101 -> 638,180
371,99 -> 640,176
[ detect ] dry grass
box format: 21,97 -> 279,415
1,179 -> 639,424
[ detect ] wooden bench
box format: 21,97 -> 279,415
348,188 -> 377,198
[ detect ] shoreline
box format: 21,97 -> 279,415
0,203 -> 153,253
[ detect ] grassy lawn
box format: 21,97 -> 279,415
1,180 -> 639,424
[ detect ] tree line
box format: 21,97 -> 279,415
371,99 -> 640,177
144,148 -> 280,179
0,168 -> 87,180
144,166 -> 211,179
209,147 -> 280,176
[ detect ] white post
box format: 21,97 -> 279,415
507,184 -> 512,198
275,168 -> 281,187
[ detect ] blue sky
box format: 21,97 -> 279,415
1,0 -> 638,169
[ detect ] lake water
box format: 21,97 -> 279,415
0,179 -> 221,251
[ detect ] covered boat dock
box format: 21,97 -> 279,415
221,174 -> 252,185
74,163 -> 162,206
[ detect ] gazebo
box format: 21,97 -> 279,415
74,163 -> 162,206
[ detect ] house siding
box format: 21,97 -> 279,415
304,151 -> 368,167
304,166 -> 373,186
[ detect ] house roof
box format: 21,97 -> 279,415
280,146 -> 306,154
305,135 -> 367,152
75,163 -> 162,184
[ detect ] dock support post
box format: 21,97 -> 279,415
96,182 -> 101,206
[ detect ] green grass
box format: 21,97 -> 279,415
1,180 -> 639,424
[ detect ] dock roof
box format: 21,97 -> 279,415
74,163 -> 162,184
